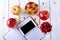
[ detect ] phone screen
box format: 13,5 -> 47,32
20,21 -> 35,34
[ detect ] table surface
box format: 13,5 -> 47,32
0,0 -> 60,40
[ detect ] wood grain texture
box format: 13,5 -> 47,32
0,0 -> 60,40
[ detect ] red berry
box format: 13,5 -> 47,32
40,22 -> 52,34
39,10 -> 50,20
7,18 -> 17,28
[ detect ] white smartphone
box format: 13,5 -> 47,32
18,16 -> 44,40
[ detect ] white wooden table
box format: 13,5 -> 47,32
0,0 -> 60,40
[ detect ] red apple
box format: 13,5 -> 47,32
40,22 -> 52,34
7,18 -> 17,28
39,10 -> 50,20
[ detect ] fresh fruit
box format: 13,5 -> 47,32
12,5 -> 21,15
7,18 -> 17,28
25,2 -> 38,15
39,10 -> 50,20
40,22 -> 52,34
